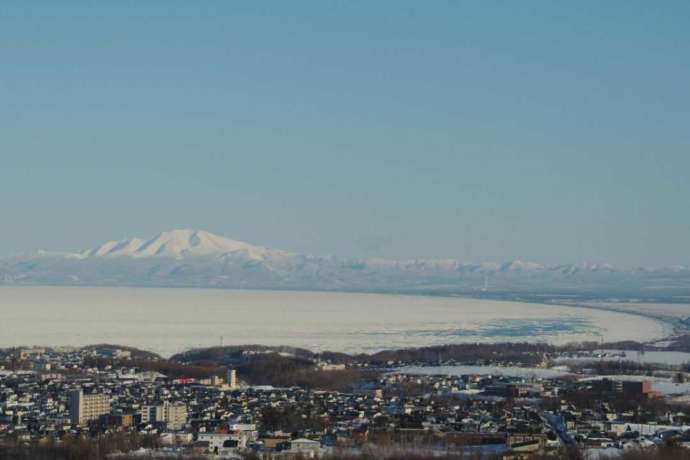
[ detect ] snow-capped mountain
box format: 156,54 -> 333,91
499,260 -> 545,272
1,229 -> 689,296
78,229 -> 289,261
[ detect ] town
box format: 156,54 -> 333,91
3,342 -> 690,459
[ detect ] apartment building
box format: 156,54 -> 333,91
141,401 -> 188,430
69,389 -> 111,426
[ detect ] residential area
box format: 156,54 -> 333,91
3,344 -> 690,459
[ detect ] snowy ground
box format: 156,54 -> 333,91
397,365 -> 569,379
398,366 -> 690,396
0,286 -> 672,357
556,350 -> 690,366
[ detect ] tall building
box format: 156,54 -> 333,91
140,402 -> 188,430
69,389 -> 110,426
156,402 -> 188,430
227,369 -> 237,390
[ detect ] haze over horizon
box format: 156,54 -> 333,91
2,2 -> 689,267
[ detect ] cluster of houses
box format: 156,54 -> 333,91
2,345 -> 690,458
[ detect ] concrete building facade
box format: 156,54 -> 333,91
69,390 -> 110,426
140,402 -> 188,430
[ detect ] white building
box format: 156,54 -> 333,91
288,438 -> 323,457
140,402 -> 188,430
69,390 -> 110,426
197,432 -> 243,455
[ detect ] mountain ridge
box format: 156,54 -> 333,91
1,229 -> 689,296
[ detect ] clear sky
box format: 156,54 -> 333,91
1,1 -> 689,267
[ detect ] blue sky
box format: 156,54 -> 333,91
1,1 -> 689,266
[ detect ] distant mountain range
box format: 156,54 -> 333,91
2,229 -> 689,297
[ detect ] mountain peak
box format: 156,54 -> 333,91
80,229 -> 288,260
499,259 -> 545,272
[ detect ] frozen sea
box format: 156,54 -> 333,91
0,287 -> 672,357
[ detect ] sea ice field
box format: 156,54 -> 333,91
0,286 -> 673,357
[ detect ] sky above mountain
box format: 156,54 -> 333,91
1,2 -> 689,267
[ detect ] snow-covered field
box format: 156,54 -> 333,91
556,350 -> 690,366
398,365 -> 569,379
0,287 -> 672,357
